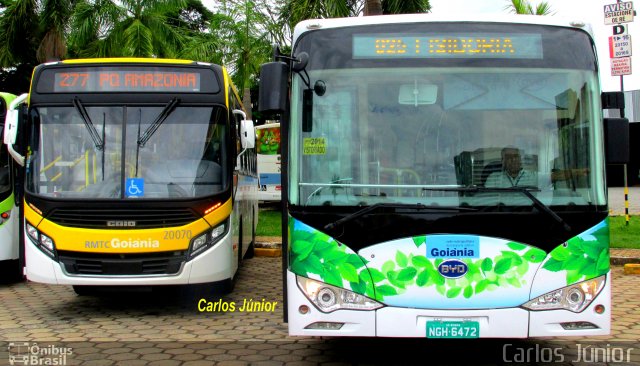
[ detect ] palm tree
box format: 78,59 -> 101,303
69,0 -> 188,58
505,0 -> 554,15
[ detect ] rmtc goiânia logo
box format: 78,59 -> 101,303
8,342 -> 73,365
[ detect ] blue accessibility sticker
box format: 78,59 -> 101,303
126,178 -> 145,198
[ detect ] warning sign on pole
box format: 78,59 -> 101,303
611,57 -> 632,76
604,1 -> 635,24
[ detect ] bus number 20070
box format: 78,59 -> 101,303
164,230 -> 193,240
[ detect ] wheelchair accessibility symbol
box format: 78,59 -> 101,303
126,178 -> 145,198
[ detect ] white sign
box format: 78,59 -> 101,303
611,57 -> 632,76
604,1 -> 635,24
609,34 -> 632,58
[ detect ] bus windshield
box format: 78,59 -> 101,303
289,23 -> 606,210
27,105 -> 228,199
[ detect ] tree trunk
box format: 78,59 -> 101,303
243,87 -> 252,120
364,0 -> 383,15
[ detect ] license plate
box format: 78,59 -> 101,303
426,321 -> 480,339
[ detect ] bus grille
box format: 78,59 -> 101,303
47,207 -> 199,229
58,251 -> 186,276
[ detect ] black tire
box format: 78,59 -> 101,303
0,259 -> 22,284
72,285 -> 98,296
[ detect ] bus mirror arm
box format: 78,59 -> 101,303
3,93 -> 28,166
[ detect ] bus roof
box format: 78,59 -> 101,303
47,58 -> 199,66
292,14 -> 595,45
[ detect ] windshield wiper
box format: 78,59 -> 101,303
465,186 -> 572,232
137,97 -> 179,147
72,97 -> 104,150
324,202 -> 478,231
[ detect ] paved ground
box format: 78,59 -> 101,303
0,257 -> 638,365
609,187 -> 640,215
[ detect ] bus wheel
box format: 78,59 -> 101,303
0,259 -> 23,284
72,285 -> 98,296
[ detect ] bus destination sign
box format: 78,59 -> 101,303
52,70 -> 201,92
353,33 -> 543,59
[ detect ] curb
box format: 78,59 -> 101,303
611,257 -> 640,266
255,247 -> 282,257
623,263 -> 640,275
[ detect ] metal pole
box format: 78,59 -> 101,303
625,164 -> 630,226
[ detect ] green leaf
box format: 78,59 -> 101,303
550,246 -> 571,261
338,263 -> 359,283
346,254 -> 366,269
542,258 -> 565,272
564,256 -> 589,271
507,242 -> 527,251
582,243 -> 605,261
397,267 -> 418,282
446,287 -> 462,298
516,260 -> 530,276
524,248 -> 546,263
325,248 -> 349,264
412,235 -> 426,247
305,254 -> 325,275
596,251 -> 610,273
291,240 -> 314,258
481,258 -> 493,272
416,270 -> 430,287
501,251 -> 523,266
435,258 -> 444,267
566,270 -> 584,285
463,285 -> 473,298
323,270 -> 344,287
396,251 -> 409,268
436,285 -> 446,295
381,260 -> 395,274
386,271 -> 406,289
376,285 -> 398,296
412,256 -> 431,268
350,280 -> 366,295
567,238 -> 586,256
475,279 -> 490,294
431,269 -> 445,286
367,268 -> 386,283
507,277 -> 522,288
290,259 -> 307,275
494,258 -> 512,274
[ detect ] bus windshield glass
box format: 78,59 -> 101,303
289,23 -> 606,209
27,105 -> 228,199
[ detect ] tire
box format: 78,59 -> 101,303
72,285 -> 98,296
0,259 -> 22,284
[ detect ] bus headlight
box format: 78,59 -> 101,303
25,221 -> 56,258
189,220 -> 228,259
522,275 -> 606,313
296,276 -> 383,313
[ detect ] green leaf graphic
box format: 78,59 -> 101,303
338,263 -> 359,283
381,260 -> 395,274
494,258 -> 512,274
412,235 -> 426,247
524,248 -> 546,263
376,285 -> 398,296
543,258 -> 564,272
397,267 -> 418,282
475,279 -> 490,294
396,251 -> 409,268
368,268 -> 386,283
481,258 -> 493,272
550,246 -> 571,261
416,270 -> 430,287
463,285 -> 473,298
507,242 -> 527,251
412,256 -> 431,268
446,287 -> 462,298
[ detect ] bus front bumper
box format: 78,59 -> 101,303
287,271 -> 611,337
25,230 -> 235,286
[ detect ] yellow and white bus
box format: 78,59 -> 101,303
3,58 -> 258,293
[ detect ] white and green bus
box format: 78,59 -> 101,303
259,15 -> 629,337
0,92 -> 20,281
